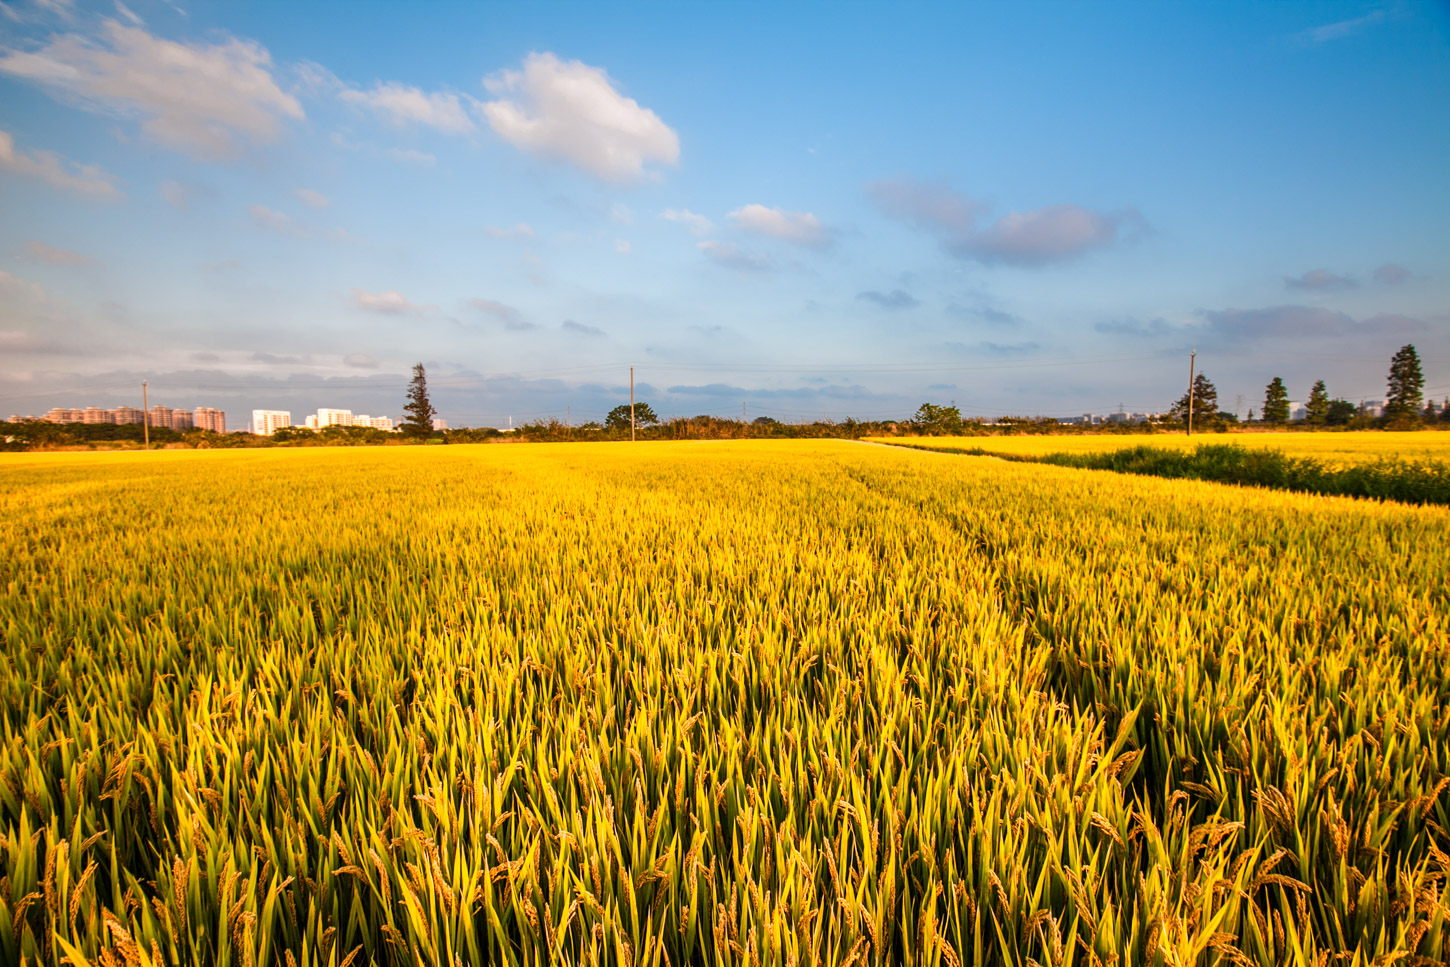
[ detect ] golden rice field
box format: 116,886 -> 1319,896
2,441 -> 1448,966
867,430 -> 1450,468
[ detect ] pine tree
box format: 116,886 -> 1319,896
402,362 -> 437,438
1262,377 -> 1290,424
1385,344 -> 1424,421
1170,373 -> 1218,422
1304,379 -> 1330,425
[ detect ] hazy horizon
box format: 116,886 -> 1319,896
2,1 -> 1447,427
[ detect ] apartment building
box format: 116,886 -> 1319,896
41,405 -> 225,430
193,407 -> 226,433
251,410 -> 292,435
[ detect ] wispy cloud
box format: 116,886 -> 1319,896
856,289 -> 919,309
1373,262 -> 1410,285
868,176 -> 1144,267
698,241 -> 771,272
866,176 -> 980,233
293,188 -> 329,208
482,52 -> 679,183
351,288 -> 431,314
661,208 -> 714,237
0,129 -> 121,199
484,222 -> 534,240
729,204 -> 832,248
952,205 -> 1147,266
343,352 -> 377,368
0,22 -> 302,160
562,319 -> 605,336
468,297 -> 537,330
1285,268 -> 1355,291
1197,304 -> 1427,342
339,81 -> 477,133
1299,9 -> 1386,45
23,241 -> 89,264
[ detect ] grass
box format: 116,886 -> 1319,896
1,441 -> 1447,965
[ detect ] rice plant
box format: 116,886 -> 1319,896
1,441 -> 1446,965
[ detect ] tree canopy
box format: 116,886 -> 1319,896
1170,373 -> 1219,422
1304,380 -> 1330,424
605,402 -> 659,430
1385,345 -> 1424,421
1262,377 -> 1290,424
401,363 -> 437,439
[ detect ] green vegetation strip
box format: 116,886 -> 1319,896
883,440 -> 1450,506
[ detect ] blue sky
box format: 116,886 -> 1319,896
1,0 -> 1446,427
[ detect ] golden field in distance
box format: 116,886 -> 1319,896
865,429 -> 1450,468
2,441 -> 1447,965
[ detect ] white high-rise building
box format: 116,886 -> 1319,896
316,408 -> 353,428
354,415 -> 394,431
252,410 -> 292,435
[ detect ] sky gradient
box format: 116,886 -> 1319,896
2,0 -> 1447,426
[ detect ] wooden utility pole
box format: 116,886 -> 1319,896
1186,351 -> 1196,437
142,380 -> 149,450
630,365 -> 635,442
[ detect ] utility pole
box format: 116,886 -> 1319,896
1186,351 -> 1196,437
742,401 -> 747,423
142,380 -> 149,450
630,365 -> 635,442
566,405 -> 570,429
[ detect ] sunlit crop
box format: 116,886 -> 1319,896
1,441 -> 1447,965
870,429 -> 1450,468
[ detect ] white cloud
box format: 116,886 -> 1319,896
293,188 -> 329,208
23,241 -> 89,264
0,22 -> 302,160
342,352 -> 377,368
352,288 -> 429,314
0,128 -> 121,198
729,204 -> 831,248
484,222 -> 534,240
113,1 -> 142,26
609,202 -> 634,225
614,238 -> 631,254
698,241 -> 771,272
661,208 -> 714,236
482,52 -> 679,183
339,81 -> 476,134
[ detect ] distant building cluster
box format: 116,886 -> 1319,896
1060,410 -> 1164,425
253,408 -> 404,435
4,405 -> 226,432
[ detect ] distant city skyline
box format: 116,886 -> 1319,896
2,2 -> 1447,424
